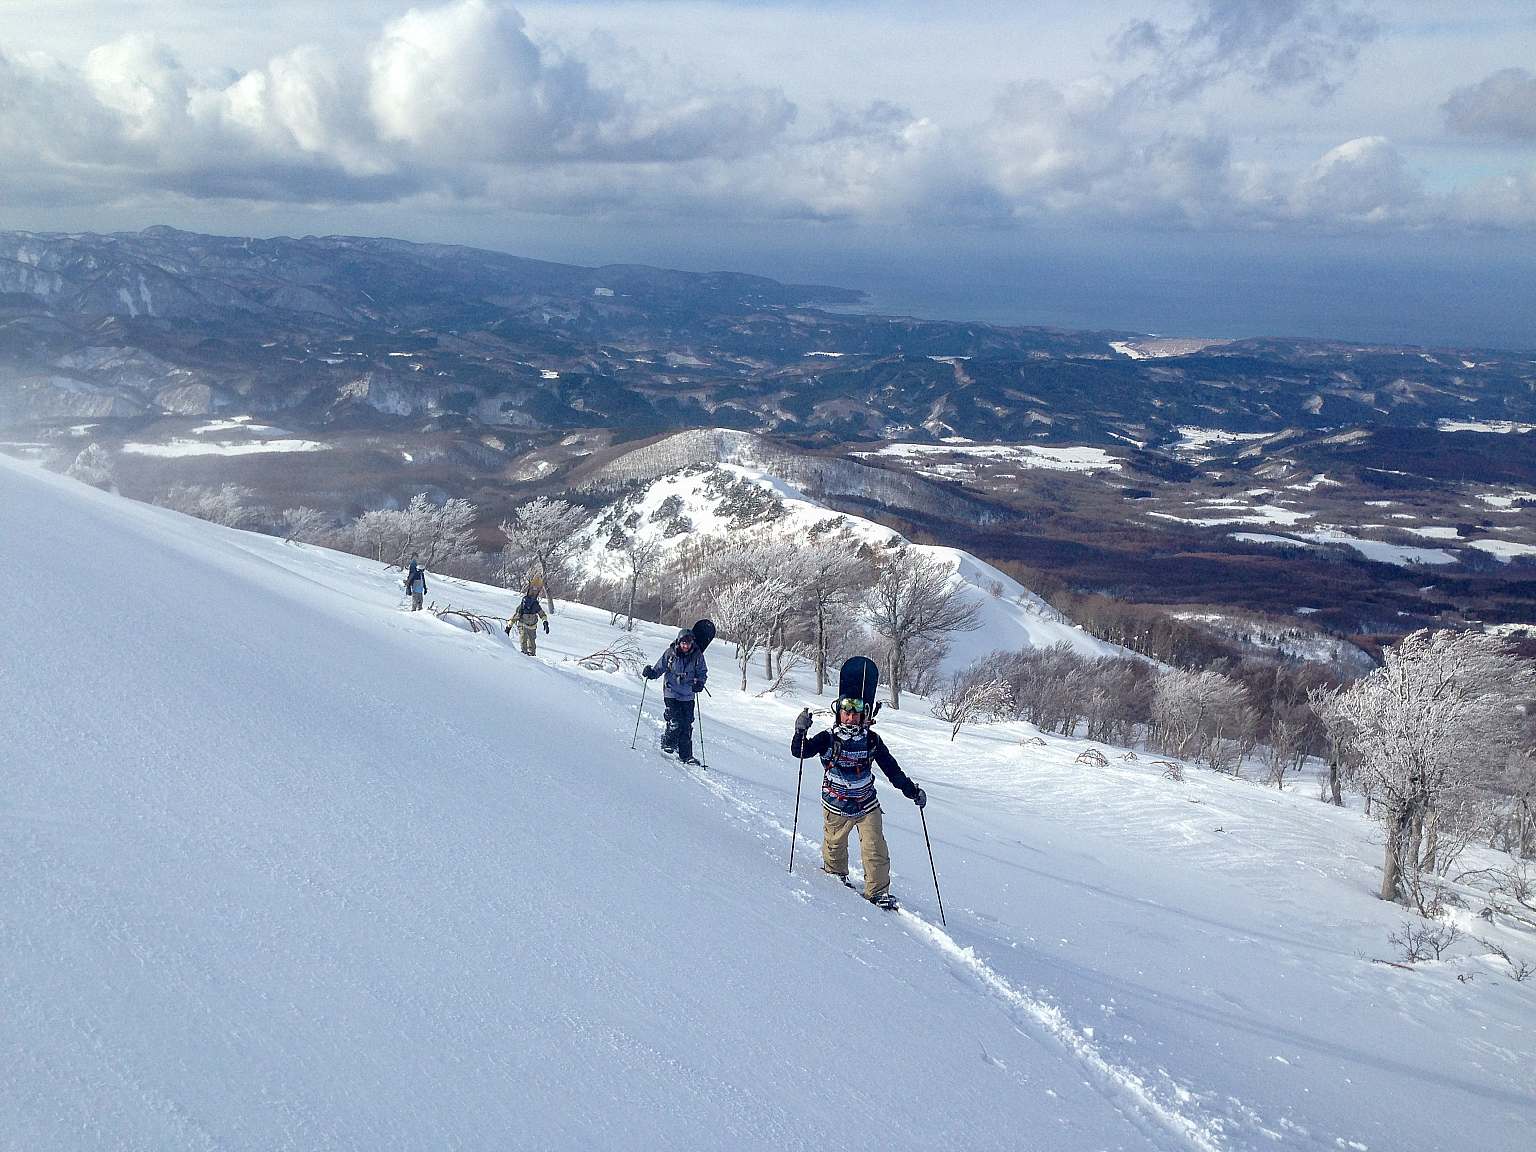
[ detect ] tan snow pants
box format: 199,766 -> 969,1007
822,806 -> 891,901
517,619 -> 539,654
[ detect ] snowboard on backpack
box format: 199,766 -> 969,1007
838,656 -> 879,712
690,618 -> 716,653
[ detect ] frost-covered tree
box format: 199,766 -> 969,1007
1148,668 -> 1255,773
865,547 -> 980,709
281,507 -> 335,545
405,494 -> 479,570
1317,629 -> 1534,906
351,494 -> 479,570
708,573 -> 796,692
66,443 -> 115,490
165,483 -> 259,529
610,531 -> 663,632
931,663 -> 1016,741
499,496 -> 590,612
695,534 -> 809,682
800,533 -> 872,695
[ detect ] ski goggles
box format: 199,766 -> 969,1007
835,697 -> 867,714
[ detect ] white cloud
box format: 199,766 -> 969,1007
1289,136 -> 1424,224
1444,68 -> 1536,141
0,0 -> 1528,238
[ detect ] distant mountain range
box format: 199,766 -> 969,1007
2,225 -> 1533,640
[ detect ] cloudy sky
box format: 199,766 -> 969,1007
2,0 -> 1533,345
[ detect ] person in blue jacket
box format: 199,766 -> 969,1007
642,628 -> 707,764
404,558 -> 428,611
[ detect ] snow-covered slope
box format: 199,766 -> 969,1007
4,456 -> 1533,1151
578,463 -> 1123,672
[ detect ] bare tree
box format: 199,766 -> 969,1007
1317,629 -> 1534,907
1307,685 -> 1351,806
800,533 -> 872,695
611,531 -> 664,632
931,662 -> 1016,741
499,496 -> 590,612
864,547 -> 981,709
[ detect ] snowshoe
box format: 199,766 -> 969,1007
680,755 -> 703,767
868,892 -> 900,911
822,870 -> 854,889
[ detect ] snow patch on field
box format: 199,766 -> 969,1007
1297,529 -> 1458,566
1438,419 -> 1536,434
1171,427 -> 1272,458
869,442 -> 1121,474
122,438 -> 331,457
1152,504 -> 1312,528
1477,490 -> 1536,510
1467,539 -> 1536,562
1231,532 -> 1313,547
1288,473 -> 1340,492
1402,526 -> 1461,540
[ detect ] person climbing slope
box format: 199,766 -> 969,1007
641,628 -> 708,765
791,694 -> 926,910
505,584 -> 549,655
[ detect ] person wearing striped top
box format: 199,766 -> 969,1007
791,696 -> 926,909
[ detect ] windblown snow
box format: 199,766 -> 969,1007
2,455 -> 1532,1151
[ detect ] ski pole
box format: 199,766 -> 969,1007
920,806 -> 946,927
788,741 -> 808,874
630,678 -> 649,750
694,695 -> 708,768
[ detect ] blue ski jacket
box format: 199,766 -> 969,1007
644,633 -> 708,701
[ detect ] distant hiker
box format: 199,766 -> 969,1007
505,587 -> 550,655
404,558 -> 427,611
792,696 -> 926,910
641,628 -> 708,764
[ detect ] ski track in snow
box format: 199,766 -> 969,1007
7,455 -> 1532,1151
636,721 -> 1229,1151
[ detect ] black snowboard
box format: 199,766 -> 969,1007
838,656 -> 879,709
690,618 -> 716,653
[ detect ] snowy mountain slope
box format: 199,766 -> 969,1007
3,457 -> 1533,1151
577,462 -> 1124,673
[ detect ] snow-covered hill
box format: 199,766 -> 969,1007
577,462 -> 1124,674
3,455 -> 1533,1151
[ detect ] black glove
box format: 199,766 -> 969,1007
542,620 -> 550,633
794,707 -> 813,734
642,665 -> 654,678
692,679 -> 705,692
504,623 -> 512,636
914,787 -> 927,810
